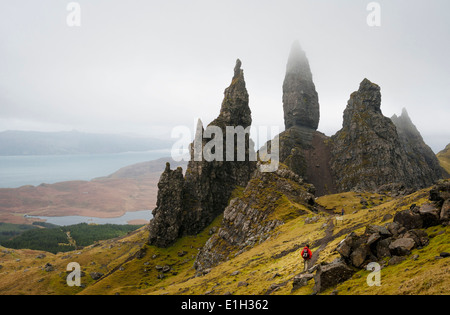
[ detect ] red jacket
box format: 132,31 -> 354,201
301,247 -> 312,260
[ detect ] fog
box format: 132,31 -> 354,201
0,0 -> 449,152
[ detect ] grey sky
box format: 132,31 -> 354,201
0,0 -> 449,152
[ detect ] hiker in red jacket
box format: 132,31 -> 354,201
301,244 -> 312,271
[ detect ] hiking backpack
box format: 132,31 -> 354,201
302,248 -> 310,259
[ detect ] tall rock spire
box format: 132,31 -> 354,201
211,59 -> 251,129
282,41 -> 320,130
148,59 -> 256,248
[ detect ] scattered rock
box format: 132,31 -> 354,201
389,238 -> 416,256
429,180 -> 450,204
313,262 -> 354,294
418,204 -> 441,228
90,272 -> 103,280
162,265 -> 171,273
440,252 -> 450,258
305,216 -> 319,224
381,214 -> 393,222
237,281 -> 248,287
394,209 -> 423,230
388,256 -> 406,265
44,263 -> 54,272
292,273 -> 314,291
440,199 -> 450,223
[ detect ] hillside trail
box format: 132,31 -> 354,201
309,214 -> 335,267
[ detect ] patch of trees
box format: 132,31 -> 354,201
0,223 -> 142,254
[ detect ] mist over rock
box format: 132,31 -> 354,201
282,41 -> 320,130
148,60 -> 256,248
272,41 -> 335,196
149,44 -> 446,251
391,108 -> 445,185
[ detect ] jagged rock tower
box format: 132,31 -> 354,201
283,40 -> 320,130
272,41 -> 336,196
148,60 -> 256,248
330,79 -> 445,192
391,108 -> 445,186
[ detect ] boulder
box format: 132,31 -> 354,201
90,272 -> 104,280
394,209 -> 423,230
292,273 -> 314,291
440,199 -> 450,223
389,238 -> 415,256
350,246 -> 369,268
44,263 -> 54,272
375,238 -> 393,259
365,225 -> 392,237
403,229 -> 429,248
336,232 -> 357,258
313,262 -> 354,294
429,180 -> 450,204
385,221 -> 403,237
418,204 -> 441,228
366,233 -> 381,246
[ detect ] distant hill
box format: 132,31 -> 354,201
0,157 -> 187,224
0,130 -> 171,155
437,143 -> 450,176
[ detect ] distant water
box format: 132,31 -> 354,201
27,210 -> 153,226
0,149 -> 171,188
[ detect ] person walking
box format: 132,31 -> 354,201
301,244 -> 312,272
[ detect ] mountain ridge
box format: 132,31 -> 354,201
0,130 -> 170,156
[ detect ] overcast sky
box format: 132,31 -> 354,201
0,0 -> 449,152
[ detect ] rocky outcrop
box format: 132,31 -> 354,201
148,59 -> 256,248
330,79 -> 442,192
336,180 -> 449,270
194,165 -> 316,272
272,41 -> 336,196
391,108 -> 445,186
148,164 -> 184,247
283,40 -> 320,130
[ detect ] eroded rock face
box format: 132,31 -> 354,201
148,164 -> 185,248
391,108 -> 445,188
194,166 -> 316,272
148,60 -> 256,248
329,79 -> 440,192
283,40 -> 320,130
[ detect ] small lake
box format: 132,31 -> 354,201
28,210 -> 153,226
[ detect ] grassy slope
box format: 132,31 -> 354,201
437,144 -> 450,176
0,189 -> 449,295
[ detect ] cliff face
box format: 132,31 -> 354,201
391,108 -> 446,185
149,44 -> 445,251
194,165 -> 316,272
148,60 -> 256,248
275,42 -> 336,196
329,79 -> 443,192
